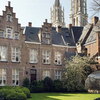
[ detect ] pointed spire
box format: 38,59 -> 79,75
55,0 -> 60,7
8,1 -> 11,7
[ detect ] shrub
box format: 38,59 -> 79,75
22,78 -> 30,88
43,77 -> 53,92
6,92 -> 27,100
53,80 -> 63,92
21,87 -> 31,98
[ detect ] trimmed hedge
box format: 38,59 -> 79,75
0,86 -> 31,100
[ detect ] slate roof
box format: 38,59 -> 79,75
79,24 -> 93,44
24,26 -> 76,46
54,0 -> 60,7
71,26 -> 83,43
85,21 -> 100,44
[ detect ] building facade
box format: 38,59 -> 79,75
0,2 -> 76,86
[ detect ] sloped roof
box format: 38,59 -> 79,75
71,26 -> 83,43
24,26 -> 76,46
54,0 -> 60,7
85,21 -> 100,44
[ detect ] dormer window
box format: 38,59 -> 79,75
7,14 -> 12,22
5,28 -> 13,39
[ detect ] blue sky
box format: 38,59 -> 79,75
0,0 -> 99,27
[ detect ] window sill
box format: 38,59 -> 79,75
11,61 -> 21,63
0,61 -> 8,63
29,62 -> 38,64
42,63 -> 51,65
54,64 -> 62,66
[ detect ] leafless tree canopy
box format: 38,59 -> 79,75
91,0 -> 100,14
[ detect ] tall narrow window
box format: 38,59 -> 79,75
12,69 -> 19,86
14,33 -> 19,40
0,30 -> 4,37
43,70 -> 50,79
42,50 -> 51,64
0,46 -> 7,61
55,70 -> 61,80
0,69 -> 6,86
11,47 -> 21,62
5,28 -> 13,38
30,49 -> 38,63
54,52 -> 62,65
7,14 -> 12,22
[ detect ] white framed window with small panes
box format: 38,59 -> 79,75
0,29 -> 4,37
12,69 -> 19,86
29,49 -> 38,63
0,46 -> 7,61
43,70 -> 50,79
11,47 -> 21,62
55,70 -> 62,80
5,27 -> 13,39
42,50 -> 51,64
0,69 -> 6,86
54,52 -> 62,65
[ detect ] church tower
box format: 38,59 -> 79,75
70,0 -> 88,26
51,0 -> 65,27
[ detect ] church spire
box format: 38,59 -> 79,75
70,0 -> 88,26
51,0 -> 65,27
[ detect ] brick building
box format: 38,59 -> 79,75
0,2 -> 78,86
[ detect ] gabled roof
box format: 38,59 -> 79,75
24,26 -> 76,46
71,26 -> 83,43
85,21 -> 100,44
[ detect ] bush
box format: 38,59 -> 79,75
43,77 -> 53,92
53,80 -> 63,92
22,78 -> 30,88
6,92 -> 27,100
21,87 -> 31,98
30,80 -> 44,93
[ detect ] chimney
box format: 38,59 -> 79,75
8,1 -> 11,7
92,16 -> 99,25
28,22 -> 32,27
45,19 -> 48,23
68,24 -> 72,29
56,26 -> 62,33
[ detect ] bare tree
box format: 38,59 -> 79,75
91,0 -> 100,15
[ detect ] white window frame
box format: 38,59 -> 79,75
0,69 -> 6,86
11,47 -> 21,62
12,69 -> 19,86
0,30 -> 4,37
29,49 -> 38,63
5,28 -> 13,39
55,70 -> 61,80
54,52 -> 62,65
14,32 -> 19,40
42,50 -> 51,64
43,70 -> 50,79
0,46 -> 7,61
6,14 -> 12,22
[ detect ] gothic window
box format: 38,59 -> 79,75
0,46 -> 7,61
5,28 -> 13,39
12,69 -> 19,86
0,69 -> 6,86
29,49 -> 38,63
11,47 -> 21,62
6,14 -> 12,22
42,50 -> 51,64
0,30 -> 4,37
54,52 -> 62,65
43,70 -> 50,79
55,70 -> 61,80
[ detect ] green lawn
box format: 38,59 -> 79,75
28,93 -> 100,100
